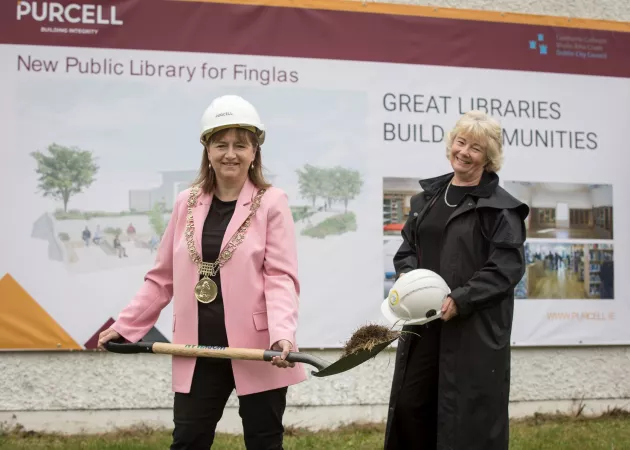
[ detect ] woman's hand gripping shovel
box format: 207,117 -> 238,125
104,325 -> 400,378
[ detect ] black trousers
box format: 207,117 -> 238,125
389,321 -> 441,449
170,359 -> 288,450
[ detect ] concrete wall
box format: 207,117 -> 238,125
2,0 -> 629,435
1,345 -> 630,434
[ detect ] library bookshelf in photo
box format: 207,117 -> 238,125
515,242 -> 614,300
503,181 -> 613,240
383,177 -> 421,236
382,177 -> 422,297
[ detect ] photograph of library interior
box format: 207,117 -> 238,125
503,181 -> 614,240
382,177 -> 421,296
383,177 -> 420,235
515,242 -> 614,300
382,178 -> 615,301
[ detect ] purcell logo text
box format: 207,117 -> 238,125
17,1 -> 123,26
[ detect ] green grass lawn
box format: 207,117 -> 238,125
1,412 -> 628,449
301,212 -> 357,238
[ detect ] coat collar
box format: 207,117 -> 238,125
220,178 -> 258,250
195,177 -> 257,206
418,170 -> 530,220
191,178 -> 258,256
419,170 -> 499,199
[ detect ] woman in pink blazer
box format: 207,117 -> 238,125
98,94 -> 307,449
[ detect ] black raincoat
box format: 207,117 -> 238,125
384,171 -> 530,450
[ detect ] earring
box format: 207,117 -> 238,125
208,163 -> 212,169
250,162 -> 254,170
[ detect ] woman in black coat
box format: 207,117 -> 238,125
383,110 -> 530,450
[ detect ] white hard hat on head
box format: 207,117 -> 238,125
199,94 -> 266,145
381,269 -> 451,327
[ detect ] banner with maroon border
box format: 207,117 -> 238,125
1,0 -> 628,350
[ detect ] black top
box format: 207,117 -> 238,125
196,196 -> 236,370
417,183 -> 476,274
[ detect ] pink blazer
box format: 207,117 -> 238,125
111,179 -> 308,396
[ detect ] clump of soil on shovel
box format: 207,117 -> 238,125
341,324 -> 400,357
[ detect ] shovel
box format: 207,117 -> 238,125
103,337 -> 397,378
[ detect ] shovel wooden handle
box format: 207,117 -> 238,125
152,342 -> 266,360
103,341 -> 330,371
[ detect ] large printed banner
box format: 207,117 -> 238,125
1,0 -> 629,350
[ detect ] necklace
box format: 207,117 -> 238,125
185,186 -> 266,303
444,182 -> 457,208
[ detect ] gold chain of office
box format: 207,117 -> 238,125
185,185 -> 266,303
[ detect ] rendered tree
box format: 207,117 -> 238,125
149,200 -> 167,237
296,164 -> 324,207
334,166 -> 363,213
31,143 -> 99,212
296,164 -> 363,213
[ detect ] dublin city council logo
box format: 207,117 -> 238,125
529,33 -> 548,55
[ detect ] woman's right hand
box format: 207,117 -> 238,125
97,327 -> 121,350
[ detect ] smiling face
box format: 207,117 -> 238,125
206,128 -> 257,185
449,133 -> 487,182
444,110 -> 504,183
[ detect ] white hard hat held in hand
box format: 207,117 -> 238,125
381,269 -> 451,327
200,94 -> 266,145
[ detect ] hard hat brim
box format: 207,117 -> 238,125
380,296 -> 441,327
200,124 -> 265,145
380,297 -> 402,325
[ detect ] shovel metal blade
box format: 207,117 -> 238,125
310,337 -> 396,378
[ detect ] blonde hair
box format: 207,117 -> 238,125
445,110 -> 503,172
192,127 -> 271,194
